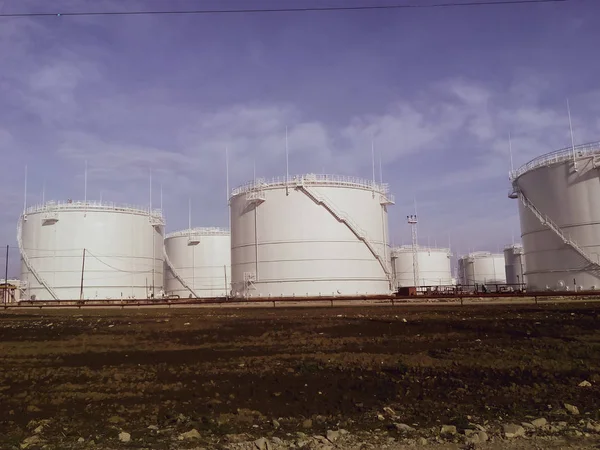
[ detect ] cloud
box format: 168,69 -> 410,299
2,2 -> 600,280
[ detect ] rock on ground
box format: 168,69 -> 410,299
179,428 -> 201,440
503,424 -> 526,439
565,403 -> 580,415
531,418 -> 547,428
440,425 -> 457,435
118,431 -> 131,443
254,437 -> 272,450
326,430 -> 340,442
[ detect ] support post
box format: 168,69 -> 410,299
224,265 -> 228,298
79,249 -> 86,301
4,245 -> 9,306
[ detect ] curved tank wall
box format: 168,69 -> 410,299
391,245 -> 452,287
504,244 -> 525,286
230,174 -> 394,297
459,252 -> 506,285
164,227 -> 231,298
510,141 -> 600,291
19,201 -> 164,300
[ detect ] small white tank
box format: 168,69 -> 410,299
391,245 -> 452,287
504,244 -> 526,286
164,227 -> 231,298
459,252 -> 506,285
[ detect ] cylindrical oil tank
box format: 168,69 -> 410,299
391,245 -> 452,287
18,200 -> 164,300
164,227 -> 231,298
509,141 -> 600,291
229,174 -> 395,297
459,252 -> 506,285
504,244 -> 526,286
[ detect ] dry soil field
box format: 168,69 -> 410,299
1,302 -> 600,449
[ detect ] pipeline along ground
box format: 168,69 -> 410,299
1,302 -> 600,449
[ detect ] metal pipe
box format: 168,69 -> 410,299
79,249 -> 86,300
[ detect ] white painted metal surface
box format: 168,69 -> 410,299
19,201 -> 164,300
391,245 -> 452,287
504,244 -> 525,286
459,252 -> 506,285
230,174 -> 394,297
164,227 -> 231,298
509,141 -> 600,291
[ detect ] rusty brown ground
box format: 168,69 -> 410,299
0,302 -> 599,449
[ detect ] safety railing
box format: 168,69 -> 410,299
163,246 -> 198,298
510,141 -> 600,180
231,174 -> 391,197
25,201 -> 163,218
391,245 -> 451,254
166,227 -> 230,239
516,186 -> 600,274
297,184 -> 392,281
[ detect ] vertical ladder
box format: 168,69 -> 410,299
17,216 -> 59,300
297,184 -> 392,284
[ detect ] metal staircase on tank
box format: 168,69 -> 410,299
17,215 -> 60,300
162,246 -> 198,298
512,182 -> 600,277
295,183 -> 392,285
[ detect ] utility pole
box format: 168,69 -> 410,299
79,248 -> 86,301
4,245 -> 9,305
407,214 -> 419,288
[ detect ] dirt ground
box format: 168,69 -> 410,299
1,302 -> 600,449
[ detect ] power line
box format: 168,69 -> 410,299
0,0 -> 569,18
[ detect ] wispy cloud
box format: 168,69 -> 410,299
1,0 -> 599,276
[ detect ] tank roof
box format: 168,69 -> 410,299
24,200 -> 163,218
231,173 -> 392,198
510,141 -> 600,180
166,227 -> 230,239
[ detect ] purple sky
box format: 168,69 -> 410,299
1,0 -> 599,276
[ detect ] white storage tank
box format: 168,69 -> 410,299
230,174 -> 394,297
458,252 -> 506,285
391,245 -> 452,287
509,141 -> 600,291
18,200 -> 164,300
164,227 -> 231,298
504,244 -> 526,286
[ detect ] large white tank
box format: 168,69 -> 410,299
18,200 -> 164,300
164,227 -> 231,298
504,244 -> 526,286
391,245 -> 452,287
509,141 -> 600,291
229,174 -> 394,297
459,252 -> 506,285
